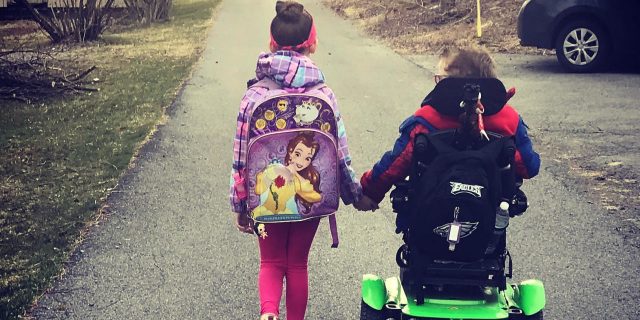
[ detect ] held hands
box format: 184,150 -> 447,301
235,213 -> 254,234
353,195 -> 379,212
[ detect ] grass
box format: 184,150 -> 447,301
0,0 -> 221,318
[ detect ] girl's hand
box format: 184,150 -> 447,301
235,213 -> 254,234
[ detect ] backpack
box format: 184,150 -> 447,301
240,78 -> 340,225
394,79 -> 518,263
404,130 -> 516,262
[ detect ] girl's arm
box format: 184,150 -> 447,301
230,87 -> 266,214
322,87 -> 363,205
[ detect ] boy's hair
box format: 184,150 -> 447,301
270,1 -> 313,51
439,46 -> 497,78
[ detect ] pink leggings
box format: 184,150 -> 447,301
258,218 -> 320,320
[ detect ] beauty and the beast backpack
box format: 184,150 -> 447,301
237,78 -> 340,226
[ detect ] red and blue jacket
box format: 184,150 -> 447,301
361,81 -> 541,204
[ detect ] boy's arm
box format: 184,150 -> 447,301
513,116 -> 540,179
360,118 -> 430,204
486,105 -> 540,180
323,87 -> 362,205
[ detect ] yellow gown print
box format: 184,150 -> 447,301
251,162 -> 321,218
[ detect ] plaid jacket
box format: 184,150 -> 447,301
230,51 -> 362,214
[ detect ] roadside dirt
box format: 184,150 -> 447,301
323,0 -> 545,55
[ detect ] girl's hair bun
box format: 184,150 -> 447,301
275,1 -> 304,23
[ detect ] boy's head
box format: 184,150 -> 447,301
270,1 -> 317,54
436,46 -> 497,79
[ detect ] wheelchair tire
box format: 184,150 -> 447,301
511,310 -> 543,320
526,310 -> 543,320
360,300 -> 386,320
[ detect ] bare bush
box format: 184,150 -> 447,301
15,0 -> 116,43
0,49 -> 98,102
124,0 -> 171,24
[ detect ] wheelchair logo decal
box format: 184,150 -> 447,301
450,182 -> 483,198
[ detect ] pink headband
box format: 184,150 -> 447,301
270,20 -> 317,51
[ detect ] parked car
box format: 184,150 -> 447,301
517,0 -> 640,72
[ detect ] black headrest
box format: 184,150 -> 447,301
420,78 -> 507,116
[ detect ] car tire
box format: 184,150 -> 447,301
554,19 -> 610,72
360,300 -> 386,320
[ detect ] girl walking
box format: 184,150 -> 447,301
229,2 -> 373,319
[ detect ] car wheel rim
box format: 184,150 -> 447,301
562,27 -> 599,66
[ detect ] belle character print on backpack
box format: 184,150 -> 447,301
252,132 -> 322,218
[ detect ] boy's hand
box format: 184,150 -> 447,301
235,213 -> 254,234
354,195 -> 379,212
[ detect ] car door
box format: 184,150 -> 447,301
605,0 -> 640,54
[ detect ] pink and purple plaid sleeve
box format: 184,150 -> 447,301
230,87 -> 267,214
322,87 -> 363,205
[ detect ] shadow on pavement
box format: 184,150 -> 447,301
522,53 -> 640,75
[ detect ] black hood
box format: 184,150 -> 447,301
420,77 -> 507,116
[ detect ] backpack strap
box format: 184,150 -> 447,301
480,137 -> 516,256
329,214 -> 339,248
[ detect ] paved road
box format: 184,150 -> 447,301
33,0 -> 640,319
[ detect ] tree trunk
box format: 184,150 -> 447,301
14,0 -> 64,42
15,0 -> 114,43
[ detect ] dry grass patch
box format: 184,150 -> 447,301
324,0 -> 546,55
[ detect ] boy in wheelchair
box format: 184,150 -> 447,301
358,46 -> 541,304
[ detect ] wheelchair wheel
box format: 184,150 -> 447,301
360,300 -> 386,320
526,310 -> 543,320
510,310 -> 543,320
